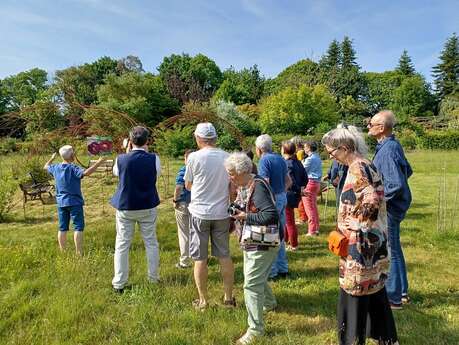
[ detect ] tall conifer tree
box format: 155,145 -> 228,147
432,33 -> 459,99
396,50 -> 415,76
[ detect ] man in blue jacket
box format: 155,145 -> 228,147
111,126 -> 161,293
368,110 -> 413,310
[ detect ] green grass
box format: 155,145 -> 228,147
0,150 -> 458,345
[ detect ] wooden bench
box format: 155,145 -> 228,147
19,173 -> 55,216
88,159 -> 114,176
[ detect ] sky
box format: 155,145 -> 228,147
0,0 -> 458,81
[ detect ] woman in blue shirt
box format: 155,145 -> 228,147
300,141 -> 322,236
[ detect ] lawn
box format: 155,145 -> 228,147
0,150 -> 458,345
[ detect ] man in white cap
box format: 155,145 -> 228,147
184,122 -> 235,310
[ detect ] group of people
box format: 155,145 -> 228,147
44,110 -> 412,345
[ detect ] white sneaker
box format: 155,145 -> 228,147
236,331 -> 257,345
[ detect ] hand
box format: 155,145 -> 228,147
232,211 -> 247,221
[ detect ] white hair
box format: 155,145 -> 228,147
376,110 -> 397,129
321,125 -> 368,156
255,134 -> 272,152
59,145 -> 74,160
224,152 -> 253,175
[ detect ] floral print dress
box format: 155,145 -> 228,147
337,159 -> 390,296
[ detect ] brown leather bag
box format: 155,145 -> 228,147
327,230 -> 349,257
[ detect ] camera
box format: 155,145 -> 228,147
228,202 -> 245,216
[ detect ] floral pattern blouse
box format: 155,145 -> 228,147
337,160 -> 389,296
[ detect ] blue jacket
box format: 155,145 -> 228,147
373,135 -> 412,220
111,150 -> 160,210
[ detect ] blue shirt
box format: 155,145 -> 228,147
47,163 -> 85,207
373,135 -> 413,220
258,152 -> 288,195
303,152 -> 322,181
175,165 -> 191,204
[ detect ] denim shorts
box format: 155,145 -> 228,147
57,205 -> 85,231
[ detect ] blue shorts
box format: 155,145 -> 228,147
57,205 -> 85,232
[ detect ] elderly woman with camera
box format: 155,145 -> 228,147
321,125 -> 399,345
224,152 -> 279,345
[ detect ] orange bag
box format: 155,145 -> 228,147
327,230 -> 349,257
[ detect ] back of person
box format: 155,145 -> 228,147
48,163 -> 84,206
186,147 -> 229,219
258,152 -> 287,195
303,152 -> 322,181
111,150 -> 159,211
285,159 -> 307,208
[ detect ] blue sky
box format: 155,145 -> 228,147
1,0 -> 458,81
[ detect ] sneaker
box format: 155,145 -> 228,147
277,272 -> 289,279
236,331 -> 257,345
113,287 -> 124,294
263,304 -> 277,313
401,295 -> 411,305
175,262 -> 191,269
306,232 -> 319,237
223,296 -> 237,308
290,246 -> 298,252
390,302 -> 403,310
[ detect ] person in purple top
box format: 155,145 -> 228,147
44,145 -> 106,255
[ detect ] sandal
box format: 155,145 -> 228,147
192,299 -> 208,311
223,296 -> 236,308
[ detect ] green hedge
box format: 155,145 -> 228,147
416,130 -> 459,150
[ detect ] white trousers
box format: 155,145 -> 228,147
174,203 -> 190,265
112,208 -> 159,289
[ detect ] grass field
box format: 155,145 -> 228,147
0,150 -> 458,345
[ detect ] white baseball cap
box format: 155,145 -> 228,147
194,122 -> 217,139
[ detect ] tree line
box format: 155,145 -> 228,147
0,33 -> 458,139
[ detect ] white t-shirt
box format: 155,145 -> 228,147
184,147 -> 230,220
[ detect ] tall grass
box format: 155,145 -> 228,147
0,150 -> 458,344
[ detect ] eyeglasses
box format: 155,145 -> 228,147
367,121 -> 383,128
326,147 -> 339,157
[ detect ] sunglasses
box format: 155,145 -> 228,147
367,121 -> 383,128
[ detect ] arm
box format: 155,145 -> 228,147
44,153 -> 57,170
377,153 -> 405,201
83,157 -> 107,177
245,182 -> 279,226
156,154 -> 161,177
285,173 -> 292,191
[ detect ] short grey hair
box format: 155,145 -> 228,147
224,152 -> 253,175
59,145 -> 74,160
376,110 -> 397,129
290,136 -> 304,147
255,134 -> 272,152
321,125 -> 368,156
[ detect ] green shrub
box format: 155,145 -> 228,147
153,125 -> 197,158
417,130 -> 459,150
397,129 -> 417,151
0,172 -> 17,222
0,137 -> 19,155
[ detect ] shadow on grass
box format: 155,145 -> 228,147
0,214 -> 54,226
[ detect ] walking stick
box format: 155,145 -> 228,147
322,182 -> 330,223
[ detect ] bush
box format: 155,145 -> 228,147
0,172 -> 16,222
153,125 -> 197,158
397,129 -> 417,151
0,137 -> 19,155
417,130 -> 459,150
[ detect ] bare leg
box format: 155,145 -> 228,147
74,231 -> 83,256
219,257 -> 234,301
194,260 -> 208,305
58,231 -> 67,252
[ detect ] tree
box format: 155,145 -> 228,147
53,56 -> 118,125
389,75 -> 435,121
0,68 -> 48,111
341,36 -> 358,69
364,71 -> 403,113
213,65 -> 264,105
264,59 -> 320,96
396,50 -> 415,76
320,39 -> 341,70
20,100 -> 63,136
158,53 -> 223,103
117,55 -> 144,74
432,33 -> 459,99
259,84 -> 339,134
83,72 -> 179,136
